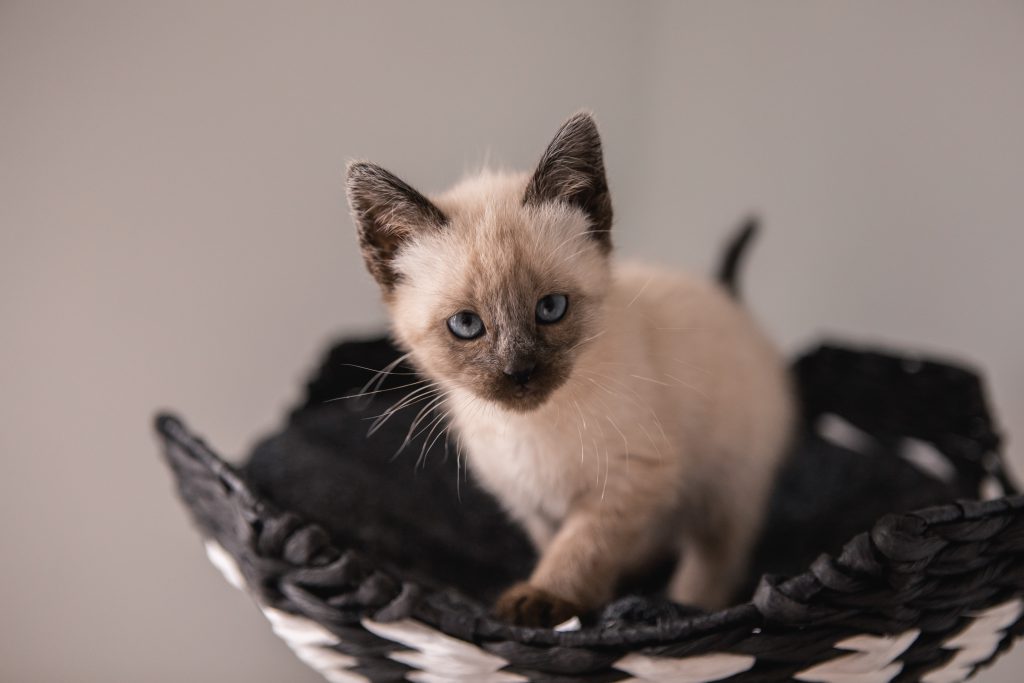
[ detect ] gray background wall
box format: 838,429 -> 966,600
2,2 -> 1022,681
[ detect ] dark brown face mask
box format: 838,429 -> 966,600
438,286 -> 583,413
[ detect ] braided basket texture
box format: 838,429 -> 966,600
157,338 -> 1024,683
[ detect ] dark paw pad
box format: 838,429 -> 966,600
493,582 -> 582,628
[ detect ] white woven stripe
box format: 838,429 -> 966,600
554,615 -> 582,632
261,607 -> 367,682
945,599 -> 1023,647
922,599 -> 1023,683
613,651 -> 756,682
406,671 -> 530,683
263,606 -> 341,647
800,663 -> 903,683
204,540 -> 245,590
320,670 -> 372,683
203,541 -> 366,682
363,618 -> 522,679
795,629 -> 919,683
203,539 -> 1022,683
291,643 -> 359,671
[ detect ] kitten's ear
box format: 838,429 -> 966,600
346,161 -> 448,290
524,112 -> 612,251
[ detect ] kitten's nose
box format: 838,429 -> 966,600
504,361 -> 536,386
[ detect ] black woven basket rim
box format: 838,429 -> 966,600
157,412 -> 765,646
155,336 -> 1024,651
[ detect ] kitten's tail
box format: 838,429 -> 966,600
717,216 -> 759,300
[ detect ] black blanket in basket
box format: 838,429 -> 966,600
158,336 -> 1024,683
246,338 -> 972,607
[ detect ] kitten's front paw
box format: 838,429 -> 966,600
493,582 -> 582,628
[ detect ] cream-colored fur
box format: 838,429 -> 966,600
454,262 -> 792,609
387,172 -> 793,613
348,114 -> 795,621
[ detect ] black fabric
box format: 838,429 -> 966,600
247,406 -> 535,602
246,337 -> 972,610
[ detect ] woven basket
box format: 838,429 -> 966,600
156,337 -> 1024,683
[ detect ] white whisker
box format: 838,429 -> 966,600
670,357 -> 712,374
637,422 -> 663,461
628,373 -> 672,387
626,274 -> 654,308
568,329 -> 606,353
558,245 -> 594,266
664,372 -> 709,398
419,409 -> 452,466
417,408 -> 453,469
397,393 -> 449,455
357,352 -> 413,396
542,229 -> 595,267
330,377 -> 431,402
570,398 -> 587,431
581,371 -> 671,462
338,362 -> 419,376
367,384 -> 440,435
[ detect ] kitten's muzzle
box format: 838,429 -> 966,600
503,361 -> 537,387
487,359 -> 568,412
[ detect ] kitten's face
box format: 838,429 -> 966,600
348,112 -> 613,412
391,186 -> 609,411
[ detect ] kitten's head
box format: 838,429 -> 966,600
347,112 -> 613,412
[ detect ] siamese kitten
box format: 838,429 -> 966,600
346,113 -> 794,627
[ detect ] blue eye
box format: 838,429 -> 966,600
447,311 -> 485,340
536,294 -> 568,324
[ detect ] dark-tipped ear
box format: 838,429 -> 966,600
346,161 -> 448,290
524,112 -> 612,251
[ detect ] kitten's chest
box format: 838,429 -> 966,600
456,410 -> 585,521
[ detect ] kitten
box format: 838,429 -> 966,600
346,112 -> 795,627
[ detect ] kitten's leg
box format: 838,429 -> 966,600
520,512 -> 556,550
494,498 -> 669,626
668,507 -> 760,610
669,542 -> 740,610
